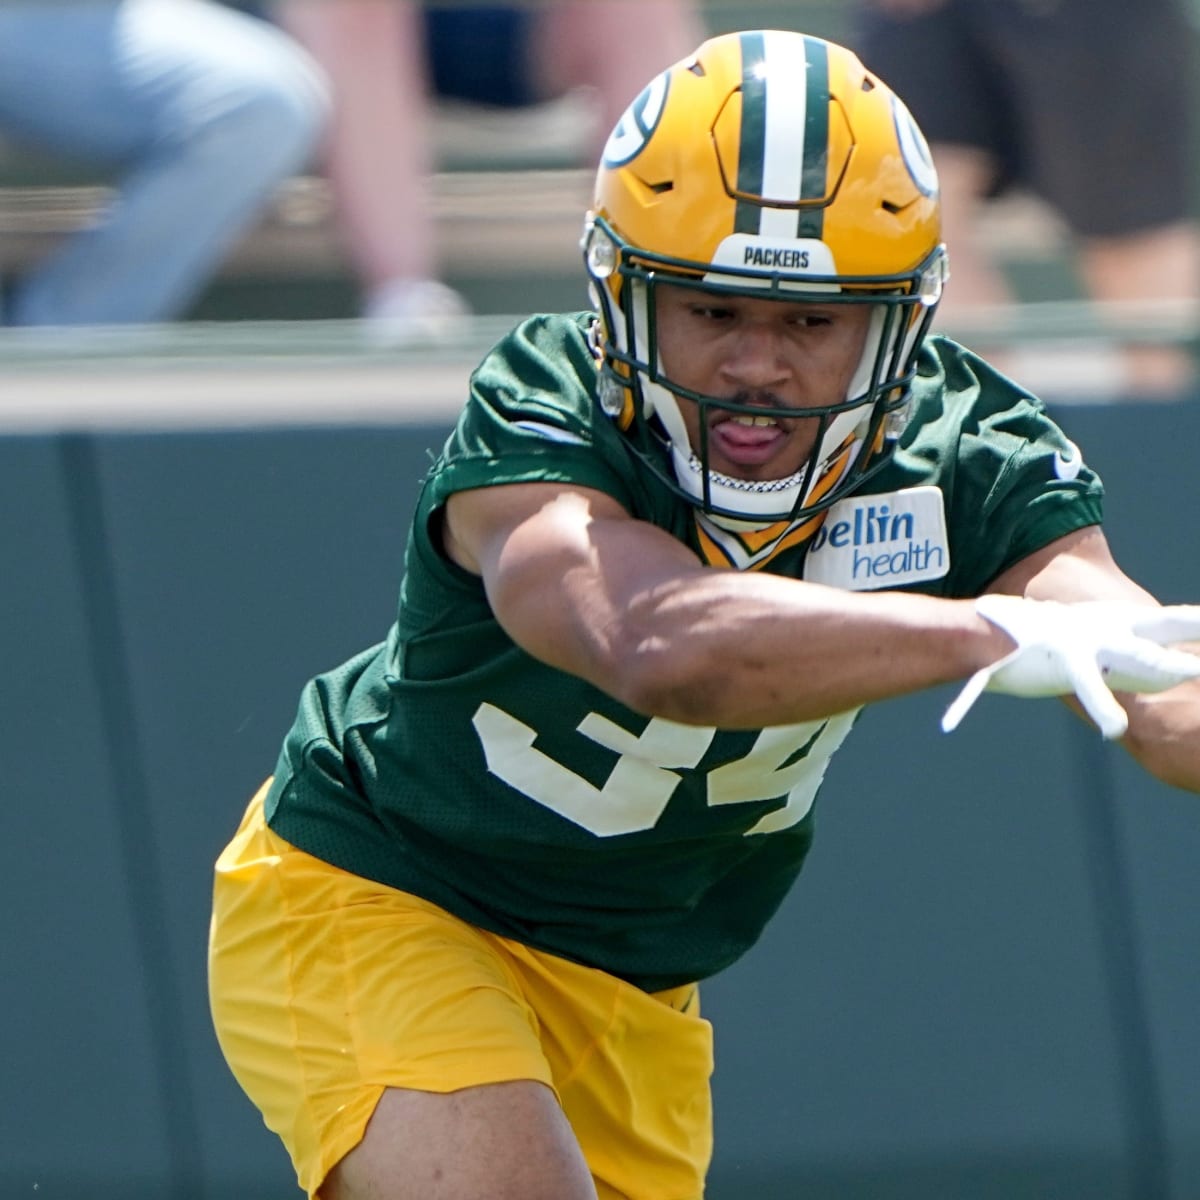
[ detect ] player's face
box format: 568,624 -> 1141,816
654,285 -> 873,482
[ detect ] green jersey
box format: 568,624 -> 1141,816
265,312 -> 1103,992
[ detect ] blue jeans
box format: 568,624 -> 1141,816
0,0 -> 329,325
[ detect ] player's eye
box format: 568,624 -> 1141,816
690,303 -> 735,321
788,312 -> 834,328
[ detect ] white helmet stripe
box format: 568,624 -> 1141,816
758,31 -> 807,238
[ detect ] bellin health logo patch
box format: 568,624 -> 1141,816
804,486 -> 950,591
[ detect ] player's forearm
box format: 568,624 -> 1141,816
601,573 -> 1007,728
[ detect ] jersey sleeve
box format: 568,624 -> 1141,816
933,346 -> 1105,594
423,313 -> 638,513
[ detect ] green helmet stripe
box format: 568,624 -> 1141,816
797,35 -> 829,239
732,30 -> 830,240
733,31 -> 767,234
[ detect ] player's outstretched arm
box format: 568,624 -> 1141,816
442,480 -> 1013,728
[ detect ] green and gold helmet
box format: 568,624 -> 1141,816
583,28 -> 947,527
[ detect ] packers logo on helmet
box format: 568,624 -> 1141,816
893,95 -> 938,198
582,29 -> 948,530
602,73 -> 670,168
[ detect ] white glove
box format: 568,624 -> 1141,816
941,593 -> 1200,740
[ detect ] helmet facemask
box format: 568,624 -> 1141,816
585,213 -> 947,529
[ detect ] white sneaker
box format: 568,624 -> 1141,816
362,278 -> 470,347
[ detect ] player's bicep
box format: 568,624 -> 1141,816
442,481 -> 701,686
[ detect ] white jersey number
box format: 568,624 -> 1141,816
472,703 -> 857,838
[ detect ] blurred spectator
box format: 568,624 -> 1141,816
855,0 -> 1200,397
274,0 -> 706,341
0,0 -> 328,327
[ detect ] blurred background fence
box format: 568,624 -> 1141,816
5,2 -> 1200,1198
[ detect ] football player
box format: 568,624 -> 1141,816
209,29 -> 1200,1200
